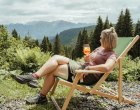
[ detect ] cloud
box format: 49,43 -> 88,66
0,0 -> 139,24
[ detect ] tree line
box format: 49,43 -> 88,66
73,8 -> 140,59
8,8 -> 140,59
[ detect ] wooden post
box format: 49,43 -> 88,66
118,57 -> 123,103
62,73 -> 82,110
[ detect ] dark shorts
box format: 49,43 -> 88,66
67,59 -> 103,85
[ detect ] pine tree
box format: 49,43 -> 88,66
48,43 -> 52,52
64,46 -> 72,58
79,29 -> 88,57
115,11 -> 124,37
40,36 -> 49,52
35,39 -> 39,47
91,16 -> 103,50
12,29 -> 20,39
103,16 -> 110,29
123,9 -> 133,37
135,20 -> 140,35
53,34 -> 61,55
73,31 -> 82,59
82,28 -> 89,44
73,29 -> 89,59
129,20 -> 140,58
109,22 -> 113,27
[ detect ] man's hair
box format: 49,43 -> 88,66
100,27 -> 118,50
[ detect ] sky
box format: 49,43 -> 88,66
0,0 -> 139,24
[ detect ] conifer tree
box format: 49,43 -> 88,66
134,20 -> 140,35
109,23 -> 113,27
48,43 -> 52,52
79,29 -> 88,57
35,39 -> 39,47
40,36 -> 49,52
115,11 -> 124,37
73,29 -> 89,59
46,37 -> 53,52
12,29 -> 20,39
82,28 -> 89,44
91,16 -> 103,50
73,31 -> 82,59
123,9 -> 133,37
103,16 -> 110,29
64,46 -> 72,58
53,34 -> 61,55
71,49 -> 75,59
129,20 -> 140,58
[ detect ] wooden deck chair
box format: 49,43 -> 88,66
50,35 -> 140,110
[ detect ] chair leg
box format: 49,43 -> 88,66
62,73 -> 82,110
50,79 -> 62,110
118,58 -> 123,103
62,86 -> 75,110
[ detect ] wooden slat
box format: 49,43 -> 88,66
75,69 -> 103,73
62,73 -> 82,110
118,58 -> 123,103
51,96 -> 61,110
100,86 -> 117,95
93,90 -> 135,104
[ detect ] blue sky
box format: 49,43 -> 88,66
0,0 -> 139,24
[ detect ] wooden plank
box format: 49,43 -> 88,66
51,96 -> 61,110
94,90 -> 135,104
75,69 -> 103,73
118,58 -> 123,103
62,73 -> 82,110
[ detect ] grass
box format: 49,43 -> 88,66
0,75 -> 56,110
0,74 -> 81,110
0,72 -> 108,110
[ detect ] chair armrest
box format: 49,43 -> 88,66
75,69 -> 104,74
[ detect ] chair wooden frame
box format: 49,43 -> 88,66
49,35 -> 140,110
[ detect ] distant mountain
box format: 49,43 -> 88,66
5,20 -> 92,40
58,25 -> 96,45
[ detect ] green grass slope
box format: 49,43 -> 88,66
59,25 -> 95,45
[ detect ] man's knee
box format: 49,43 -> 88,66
51,55 -> 61,60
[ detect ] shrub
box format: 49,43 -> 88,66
12,47 -> 52,73
107,56 -> 140,82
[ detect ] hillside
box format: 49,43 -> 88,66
5,20 -> 92,40
59,25 -> 96,45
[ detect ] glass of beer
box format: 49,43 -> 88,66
83,44 -> 91,56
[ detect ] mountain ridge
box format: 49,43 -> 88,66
58,25 -> 96,45
5,20 -> 93,40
